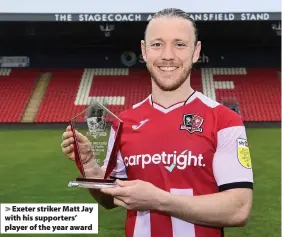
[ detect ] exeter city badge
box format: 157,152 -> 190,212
180,114 -> 204,134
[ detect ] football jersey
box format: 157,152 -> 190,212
102,91 -> 253,237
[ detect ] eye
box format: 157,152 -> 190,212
151,42 -> 162,47
175,42 -> 186,47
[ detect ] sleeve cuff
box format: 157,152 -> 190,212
219,181 -> 253,192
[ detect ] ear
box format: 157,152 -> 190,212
192,41 -> 202,64
141,40 -> 147,62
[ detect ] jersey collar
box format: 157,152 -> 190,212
148,91 -> 198,114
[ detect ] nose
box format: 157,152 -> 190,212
161,44 -> 175,61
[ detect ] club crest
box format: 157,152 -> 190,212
87,117 -> 105,133
86,103 -> 107,138
180,114 -> 204,134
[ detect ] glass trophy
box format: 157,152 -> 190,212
67,99 -> 123,189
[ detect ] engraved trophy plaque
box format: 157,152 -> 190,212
67,99 -> 123,189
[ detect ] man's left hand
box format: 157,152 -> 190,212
100,179 -> 164,211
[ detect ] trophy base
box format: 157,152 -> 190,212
68,177 -> 117,189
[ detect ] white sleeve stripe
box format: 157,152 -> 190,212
213,126 -> 253,187
216,126 -> 246,147
101,126 -> 127,178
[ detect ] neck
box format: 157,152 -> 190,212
151,77 -> 194,108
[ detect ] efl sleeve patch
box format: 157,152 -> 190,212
237,138 -> 252,169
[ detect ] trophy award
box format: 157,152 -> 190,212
67,99 -> 123,189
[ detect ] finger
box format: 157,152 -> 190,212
100,187 -> 127,197
76,131 -> 89,143
62,131 -> 73,140
113,195 -> 130,204
67,153 -> 75,161
113,197 -> 130,209
66,125 -> 72,132
116,179 -> 139,187
61,137 -> 74,148
62,145 -> 74,156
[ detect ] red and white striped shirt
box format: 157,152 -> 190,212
103,91 -> 253,237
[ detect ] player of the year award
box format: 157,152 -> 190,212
67,100 -> 123,189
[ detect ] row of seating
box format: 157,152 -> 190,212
0,67 -> 280,123
214,68 -> 280,122
0,68 -> 40,122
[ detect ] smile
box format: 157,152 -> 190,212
158,66 -> 178,72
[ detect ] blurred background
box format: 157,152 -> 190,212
0,1 -> 281,236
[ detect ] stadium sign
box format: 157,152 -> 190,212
0,0 -> 281,21
0,56 -> 30,68
120,51 -> 210,67
0,12 -> 280,22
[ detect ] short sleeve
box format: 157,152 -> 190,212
212,107 -> 253,191
101,126 -> 128,179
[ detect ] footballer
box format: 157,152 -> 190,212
61,8 -> 253,237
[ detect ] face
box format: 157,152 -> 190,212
141,16 -> 201,91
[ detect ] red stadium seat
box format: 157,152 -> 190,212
214,68 -> 280,121
0,69 -> 40,123
0,67 -> 280,123
34,67 -> 203,123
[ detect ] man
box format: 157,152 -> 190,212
61,8 -> 253,237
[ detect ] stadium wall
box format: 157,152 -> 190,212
0,48 -> 280,68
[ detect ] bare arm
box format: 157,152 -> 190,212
155,187 -> 252,227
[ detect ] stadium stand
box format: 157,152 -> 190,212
202,68 -> 281,121
0,68 -> 40,123
0,67 -> 279,123
34,69 -> 84,123
213,68 -> 281,122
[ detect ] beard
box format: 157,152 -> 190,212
147,62 -> 193,92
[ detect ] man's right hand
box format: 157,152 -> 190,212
61,125 -> 93,165
61,126 -> 115,209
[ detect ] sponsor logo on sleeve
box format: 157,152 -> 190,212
237,138 -> 252,169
